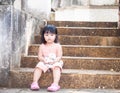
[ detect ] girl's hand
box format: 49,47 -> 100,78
43,58 -> 49,64
49,61 -> 55,65
48,58 -> 59,64
44,61 -> 49,64
54,57 -> 61,62
44,59 -> 55,64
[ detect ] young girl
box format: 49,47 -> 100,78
30,25 -> 63,92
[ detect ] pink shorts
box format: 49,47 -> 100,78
36,60 -> 63,73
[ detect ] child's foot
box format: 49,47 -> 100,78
47,83 -> 60,92
30,82 -> 40,91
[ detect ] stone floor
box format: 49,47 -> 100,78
0,88 -> 120,93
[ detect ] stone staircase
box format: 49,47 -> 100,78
10,21 -> 120,89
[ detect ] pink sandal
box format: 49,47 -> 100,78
47,83 -> 60,92
30,82 -> 40,90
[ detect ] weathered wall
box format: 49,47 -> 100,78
0,0 -> 13,87
0,0 -> 26,86
52,0 -> 119,9
24,0 -> 51,20
0,0 -> 51,87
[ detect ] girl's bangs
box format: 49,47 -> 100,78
44,30 -> 55,34
44,25 -> 56,34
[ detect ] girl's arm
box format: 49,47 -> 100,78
38,45 -> 47,63
55,44 -> 63,62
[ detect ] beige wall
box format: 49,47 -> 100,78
52,0 -> 119,8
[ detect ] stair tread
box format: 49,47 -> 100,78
30,44 -> 120,48
23,55 -> 120,60
35,35 -> 120,46
47,21 -> 117,27
35,34 -> 120,37
57,27 -> 117,29
63,45 -> 120,48
11,68 -> 120,75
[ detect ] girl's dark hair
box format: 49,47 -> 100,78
41,25 -> 58,44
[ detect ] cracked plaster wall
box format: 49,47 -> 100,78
0,0 -> 50,87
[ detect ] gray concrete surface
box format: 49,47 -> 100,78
0,88 -> 120,93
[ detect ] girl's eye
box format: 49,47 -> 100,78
44,33 -> 48,36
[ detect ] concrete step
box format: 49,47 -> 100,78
47,21 -> 117,27
0,88 -> 120,93
10,68 -> 120,89
35,35 -> 120,46
21,56 -> 120,72
28,44 -> 120,58
40,27 -> 119,36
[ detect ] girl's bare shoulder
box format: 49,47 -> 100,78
55,43 -> 62,47
39,43 -> 45,48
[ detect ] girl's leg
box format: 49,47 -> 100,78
47,67 -> 61,92
31,67 -> 42,90
33,67 -> 42,83
52,67 -> 61,85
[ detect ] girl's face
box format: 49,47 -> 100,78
44,32 -> 56,44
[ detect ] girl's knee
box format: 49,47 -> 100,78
34,67 -> 42,72
53,66 -> 61,71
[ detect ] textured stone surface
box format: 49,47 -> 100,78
39,28 -> 119,36
9,68 -> 120,89
0,0 -> 15,5
52,0 -> 118,8
35,35 -> 120,46
21,56 -> 120,72
28,44 -> 120,58
57,28 -> 119,36
47,21 -> 117,27
0,5 -> 11,87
